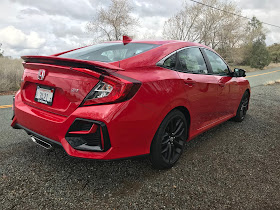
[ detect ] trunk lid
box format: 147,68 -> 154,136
20,56 -> 121,116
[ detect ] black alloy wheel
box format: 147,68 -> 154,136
150,109 -> 187,169
233,91 -> 249,122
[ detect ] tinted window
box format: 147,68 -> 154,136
59,43 -> 159,62
204,49 -> 229,75
177,48 -> 208,74
162,53 -> 176,69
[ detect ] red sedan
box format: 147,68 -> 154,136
11,38 -> 250,169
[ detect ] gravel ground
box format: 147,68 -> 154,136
1,84 -> 280,209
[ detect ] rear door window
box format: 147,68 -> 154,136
162,53 -> 177,69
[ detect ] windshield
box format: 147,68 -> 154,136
59,43 -> 160,62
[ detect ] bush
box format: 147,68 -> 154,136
0,57 -> 24,92
246,40 -> 271,69
268,43 -> 280,63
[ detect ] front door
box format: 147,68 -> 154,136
175,47 -> 219,131
202,49 -> 237,118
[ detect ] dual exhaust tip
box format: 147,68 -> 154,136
30,136 -> 53,150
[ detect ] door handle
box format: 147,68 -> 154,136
184,78 -> 196,86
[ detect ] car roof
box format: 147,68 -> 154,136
105,40 -> 208,48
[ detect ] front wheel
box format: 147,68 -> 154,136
233,91 -> 249,122
150,110 -> 188,169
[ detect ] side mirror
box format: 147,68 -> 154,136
233,68 -> 246,77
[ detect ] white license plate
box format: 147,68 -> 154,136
34,85 -> 55,106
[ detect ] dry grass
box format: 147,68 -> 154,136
0,57 -> 24,92
0,57 -> 280,92
232,63 -> 280,72
265,79 -> 280,86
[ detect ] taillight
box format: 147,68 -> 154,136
88,81 -> 113,99
20,69 -> 25,89
81,75 -> 141,106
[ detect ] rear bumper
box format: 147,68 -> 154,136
12,117 -> 114,160
14,124 -> 62,147
11,91 -> 152,160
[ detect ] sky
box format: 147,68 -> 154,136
0,0 -> 279,58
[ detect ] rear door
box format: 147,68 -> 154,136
174,47 -> 220,131
202,49 -> 239,118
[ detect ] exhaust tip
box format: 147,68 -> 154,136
31,136 -> 53,150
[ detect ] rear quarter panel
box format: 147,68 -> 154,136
115,67 -> 192,152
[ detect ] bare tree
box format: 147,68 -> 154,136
87,0 -> 138,42
163,0 -> 250,64
163,2 -> 201,41
163,0 -> 246,50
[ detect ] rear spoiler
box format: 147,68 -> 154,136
21,55 -> 124,72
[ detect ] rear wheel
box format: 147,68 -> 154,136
150,110 -> 188,169
233,91 -> 249,122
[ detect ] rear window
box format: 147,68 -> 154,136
59,43 -> 160,62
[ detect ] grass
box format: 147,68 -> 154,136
265,79 -> 280,86
232,63 -> 280,72
0,57 -> 24,92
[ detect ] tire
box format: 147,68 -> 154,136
150,109 -> 188,169
233,91 -> 249,122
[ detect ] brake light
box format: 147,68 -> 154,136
89,81 -> 113,99
20,69 -> 25,88
82,75 -> 141,106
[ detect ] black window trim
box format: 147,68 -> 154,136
157,50 -> 177,69
157,46 -> 210,75
157,46 -> 232,76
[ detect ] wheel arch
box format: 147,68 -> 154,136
245,88 -> 250,97
245,88 -> 251,109
175,106 -> 191,139
149,105 -> 191,153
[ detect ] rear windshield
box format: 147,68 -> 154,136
59,43 -> 160,62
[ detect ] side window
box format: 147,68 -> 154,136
177,48 -> 208,74
162,53 -> 176,69
204,49 -> 229,75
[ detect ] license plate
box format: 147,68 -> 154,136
34,85 -> 55,106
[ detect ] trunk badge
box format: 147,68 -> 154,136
38,69 -> 46,81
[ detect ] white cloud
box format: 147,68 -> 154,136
240,8 -> 280,45
133,0 -> 181,17
0,26 -> 45,49
134,16 -> 168,39
0,0 -> 279,57
12,0 -> 99,20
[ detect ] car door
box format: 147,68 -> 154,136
174,47 -> 220,131
202,49 -> 239,118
